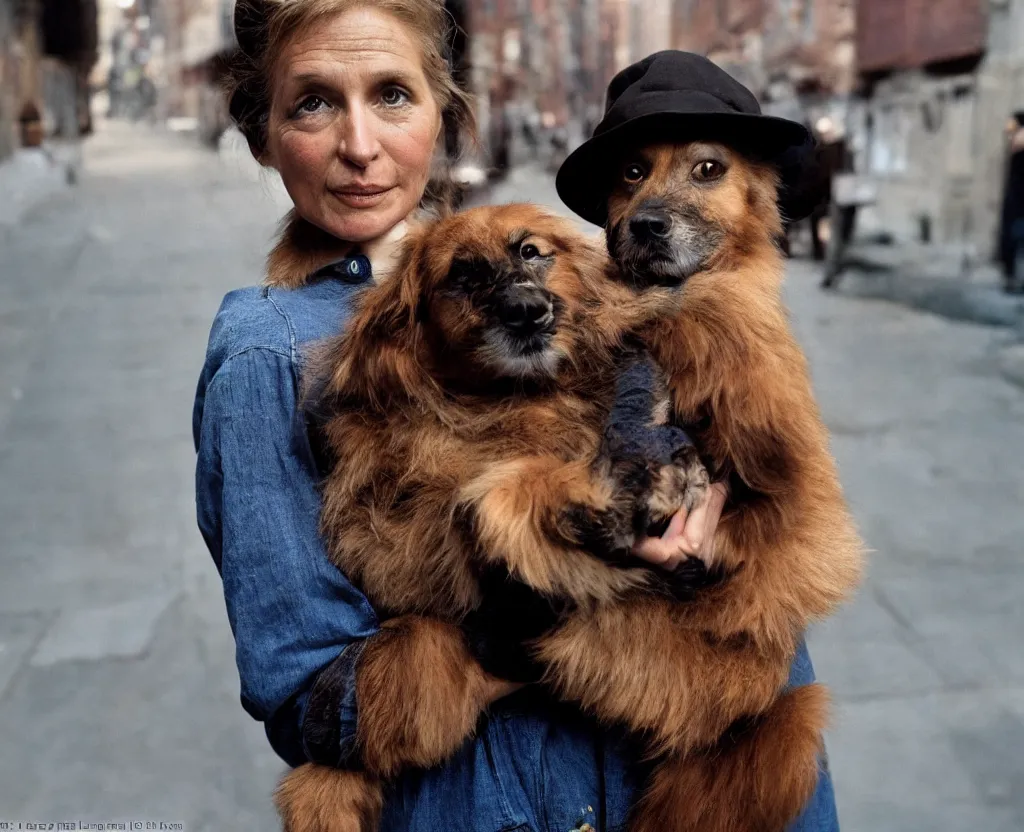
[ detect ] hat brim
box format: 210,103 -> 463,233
556,111 -> 814,227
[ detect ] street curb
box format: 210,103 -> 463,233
834,268 -> 1024,329
996,343 -> 1024,390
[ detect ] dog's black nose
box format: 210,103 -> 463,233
630,211 -> 672,241
504,287 -> 555,335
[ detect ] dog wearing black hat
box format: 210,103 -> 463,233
546,52 -> 863,832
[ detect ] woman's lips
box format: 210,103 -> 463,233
331,185 -> 395,208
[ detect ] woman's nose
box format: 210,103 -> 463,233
338,104 -> 382,168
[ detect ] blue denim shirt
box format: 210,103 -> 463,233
193,257 -> 840,832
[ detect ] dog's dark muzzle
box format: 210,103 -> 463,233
610,200 -> 713,290
629,209 -> 673,243
499,284 -> 557,341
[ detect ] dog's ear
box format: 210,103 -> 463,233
776,137 -> 828,224
318,234 -> 438,412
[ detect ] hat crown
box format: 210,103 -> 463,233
556,51 -> 816,227
600,51 -> 762,134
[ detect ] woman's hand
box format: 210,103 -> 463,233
632,482 -> 728,571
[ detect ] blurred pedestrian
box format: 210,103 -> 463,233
780,118 -> 853,265
521,107 -> 541,158
997,111 -> 1024,294
195,3 -> 730,830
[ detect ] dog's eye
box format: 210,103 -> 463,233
520,243 -> 542,261
692,160 -> 726,181
623,162 -> 647,185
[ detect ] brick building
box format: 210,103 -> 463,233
458,0 -> 1022,261
463,0 -> 658,166
848,0 -> 1024,258
670,0 -> 855,125
461,0 -> 856,169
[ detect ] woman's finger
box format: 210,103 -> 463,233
680,482 -> 728,559
632,507 -> 689,565
699,482 -> 728,558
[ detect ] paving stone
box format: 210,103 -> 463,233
30,592 -> 177,667
0,612 -> 48,699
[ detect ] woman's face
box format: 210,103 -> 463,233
264,6 -> 443,244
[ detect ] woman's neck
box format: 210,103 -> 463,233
362,219 -> 413,283
264,211 -> 417,288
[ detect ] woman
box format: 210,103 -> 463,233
192,1 -> 839,829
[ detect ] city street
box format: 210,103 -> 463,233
1,123 -> 1022,831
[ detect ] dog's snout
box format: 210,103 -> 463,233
629,210 -> 673,241
504,286 -> 555,335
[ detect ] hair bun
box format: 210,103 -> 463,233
228,69 -> 268,155
234,0 -> 270,58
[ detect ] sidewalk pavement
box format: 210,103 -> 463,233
829,240 -> 1024,330
0,142 -> 83,227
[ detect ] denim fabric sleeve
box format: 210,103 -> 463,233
193,345 -> 379,768
786,640 -> 841,832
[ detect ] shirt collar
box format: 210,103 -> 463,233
310,254 -> 373,285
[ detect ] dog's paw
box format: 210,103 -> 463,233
642,445 -> 710,535
657,555 -> 730,602
463,569 -> 568,683
556,501 -> 636,564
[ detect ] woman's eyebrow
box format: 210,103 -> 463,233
364,66 -> 421,87
288,73 -> 334,90
288,67 -> 421,89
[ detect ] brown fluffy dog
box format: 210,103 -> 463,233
276,167 -> 862,830
532,141 -> 865,831
275,204 -> 707,832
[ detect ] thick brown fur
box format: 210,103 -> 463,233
314,206 -> 682,616
275,765 -> 382,832
277,173 -> 861,830
277,204 -> 700,831
535,142 -> 863,830
631,684 -> 831,832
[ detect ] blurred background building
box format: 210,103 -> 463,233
5,0 -> 1022,267
0,0 -> 97,160
453,0 -> 1024,259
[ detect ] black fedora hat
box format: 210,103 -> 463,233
556,51 -> 818,226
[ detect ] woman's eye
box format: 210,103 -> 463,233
381,86 -> 410,107
623,162 -> 647,185
693,160 -> 726,181
296,95 -> 327,115
520,243 -> 541,260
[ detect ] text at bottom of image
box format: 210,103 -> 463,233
0,823 -> 185,831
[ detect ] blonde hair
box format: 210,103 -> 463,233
228,0 -> 477,213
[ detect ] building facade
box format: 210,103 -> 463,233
460,0 -> 857,169
0,0 -> 97,163
670,0 -> 856,127
848,0 -> 1024,257
0,0 -> 18,160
